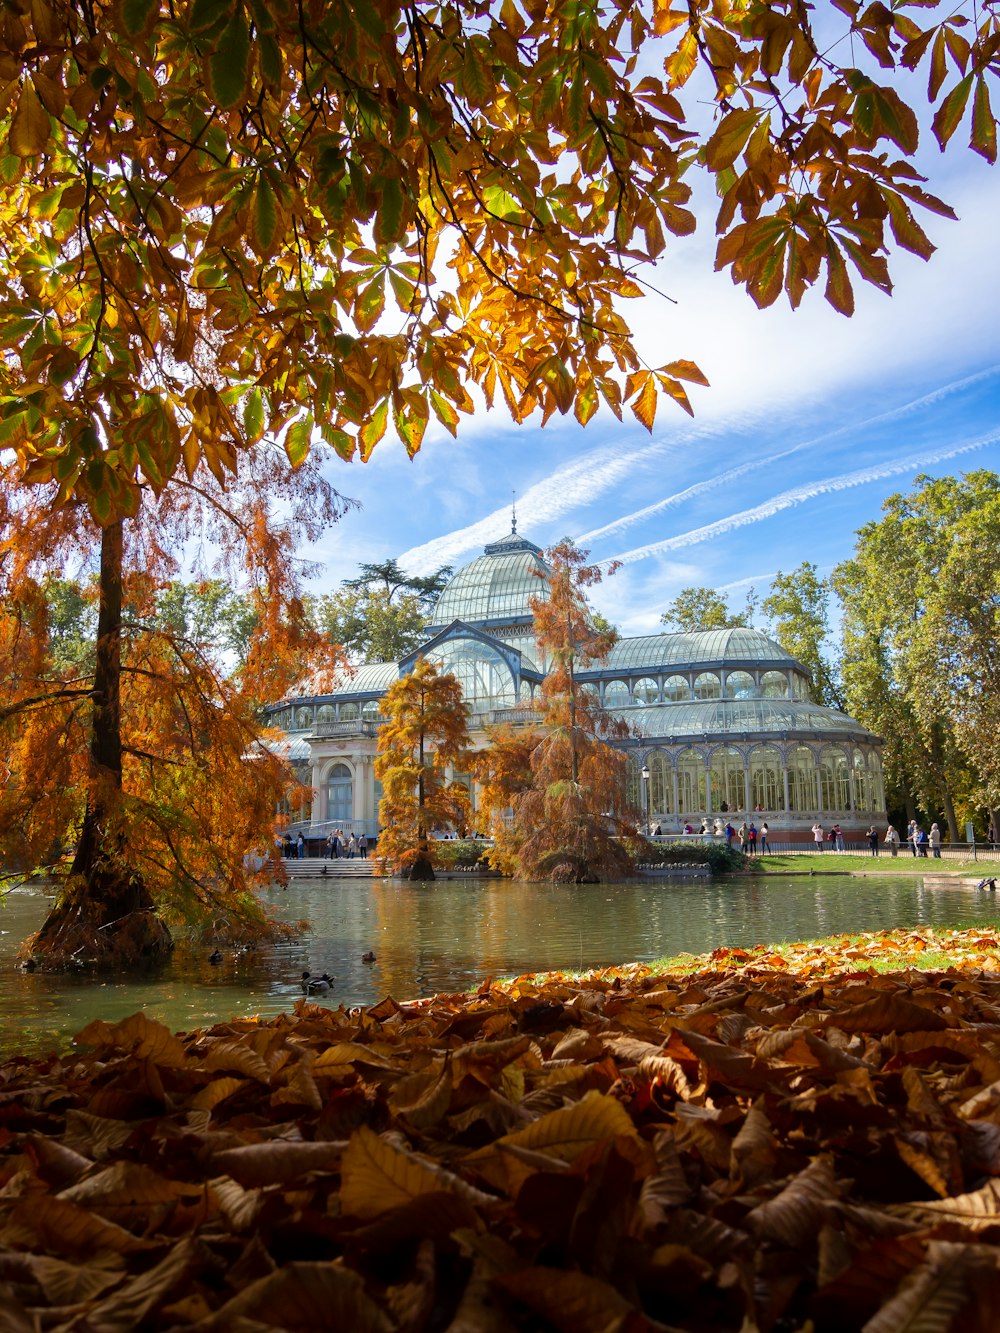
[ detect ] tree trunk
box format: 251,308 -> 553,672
31,520 -> 171,968
941,790 -> 960,844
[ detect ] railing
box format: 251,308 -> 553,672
312,720 -> 384,738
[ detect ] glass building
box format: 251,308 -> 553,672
267,525 -> 885,841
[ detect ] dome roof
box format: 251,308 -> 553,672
603,627 -> 803,674
611,697 -> 879,744
428,532 -> 551,628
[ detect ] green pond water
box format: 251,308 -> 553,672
2,873 -> 998,1060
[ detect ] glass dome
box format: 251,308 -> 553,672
428,532 -> 551,628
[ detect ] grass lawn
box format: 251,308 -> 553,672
747,850 -> 994,875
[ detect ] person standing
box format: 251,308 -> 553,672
738,820 -> 748,852
907,820 -> 918,857
358,833 -> 368,859
747,822 -> 757,856
867,826 -> 879,856
812,823 -> 824,851
347,832 -> 357,859
929,823 -> 941,858
834,823 -> 844,852
759,822 -> 769,854
885,824 -> 900,856
333,830 -> 342,858
916,826 -> 929,857
724,821 -> 735,848
296,832 -> 305,860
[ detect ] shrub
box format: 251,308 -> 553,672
631,838 -> 747,875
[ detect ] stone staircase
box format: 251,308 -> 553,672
281,856 -> 374,880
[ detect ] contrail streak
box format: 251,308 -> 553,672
606,430 -> 1000,566
577,363 -> 1000,545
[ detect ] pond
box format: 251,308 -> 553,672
2,873 -> 999,1059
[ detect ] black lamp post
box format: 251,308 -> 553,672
641,762 -> 651,835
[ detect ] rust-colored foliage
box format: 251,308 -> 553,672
5,929 -> 1000,1328
374,657 -> 472,877
0,460 -> 349,961
510,542 -> 636,882
473,722 -> 545,875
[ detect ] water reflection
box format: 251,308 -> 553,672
2,874 -> 997,1058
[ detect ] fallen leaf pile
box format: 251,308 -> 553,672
5,930 -> 1000,1330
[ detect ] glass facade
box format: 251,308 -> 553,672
270,528 -> 885,835
432,637 -> 515,712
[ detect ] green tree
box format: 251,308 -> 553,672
374,657 -> 471,881
311,560 -> 452,663
660,587 -> 751,633
762,563 -> 842,708
831,474 -> 1000,839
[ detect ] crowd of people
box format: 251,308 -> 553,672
277,830 -> 369,859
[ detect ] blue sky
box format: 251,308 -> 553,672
305,146 -> 1000,639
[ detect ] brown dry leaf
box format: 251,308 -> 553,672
209,1140 -> 347,1188
188,1076 -> 248,1112
861,1240 -> 982,1333
496,1264 -> 642,1333
340,1124 -> 494,1221
57,1160 -> 203,1229
889,1178 -> 1000,1233
62,1110 -> 134,1160
209,1261 -> 394,1331
747,1154 -> 839,1247
313,1041 -> 398,1071
0,1193 -> 152,1258
0,1284 -> 35,1333
82,1234 -> 204,1333
389,1058 -> 453,1130
472,1089 -> 637,1165
74,1012 -> 188,1068
208,1175 -> 264,1231
730,1099 -> 777,1188
22,1133 -> 94,1188
201,1039 -> 272,1083
271,1056 -> 322,1111
442,1259 -> 515,1333
0,1251 -> 121,1304
826,992 -> 950,1035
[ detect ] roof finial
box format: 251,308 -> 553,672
511,490 -> 517,534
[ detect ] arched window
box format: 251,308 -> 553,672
603,680 -> 631,708
726,671 -> 755,700
761,671 -> 789,699
853,752 -> 868,811
362,700 -> 380,718
519,680 -> 533,702
664,675 -> 691,702
633,677 -> 659,705
317,704 -> 336,723
710,746 -> 745,811
325,764 -> 353,823
339,702 -> 359,721
295,706 -> 313,730
677,749 -> 706,813
791,674 -> 810,700
647,749 -> 672,815
787,746 -> 819,812
750,745 -> 782,811
694,672 -> 721,701
868,752 -> 885,812
820,747 -> 851,811
434,636 -> 515,712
